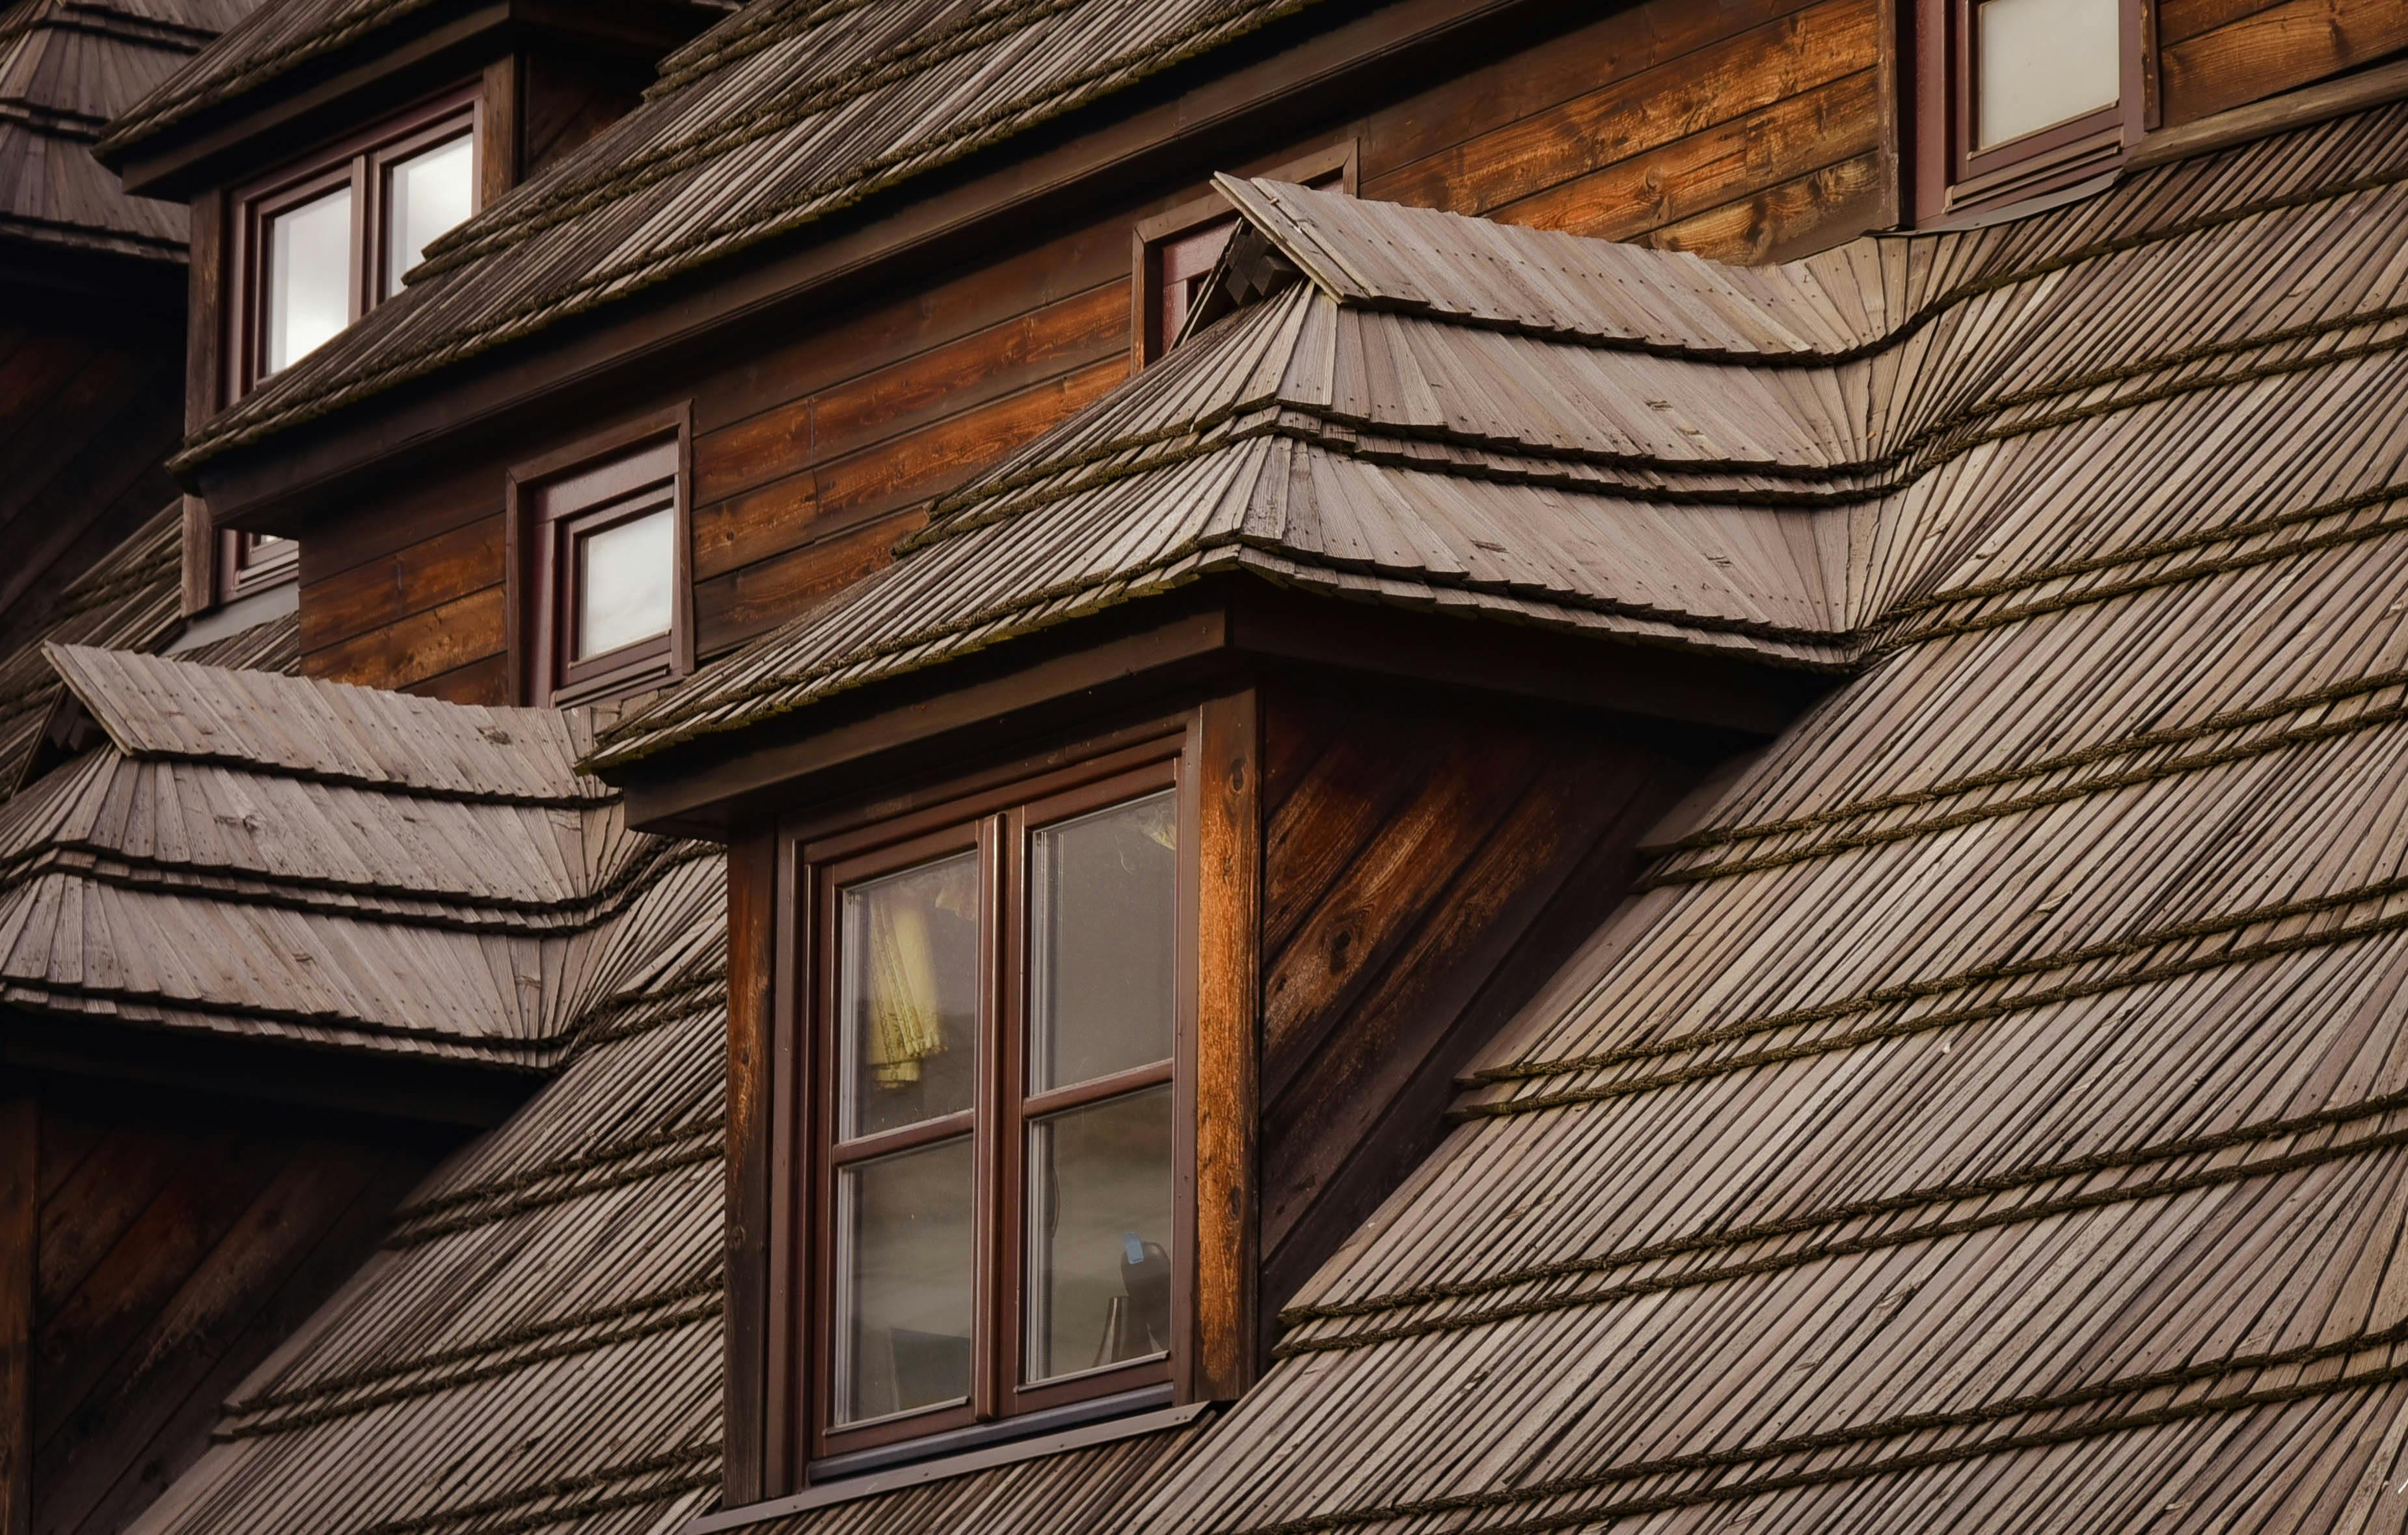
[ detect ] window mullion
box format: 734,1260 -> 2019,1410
973,809 -> 1015,1421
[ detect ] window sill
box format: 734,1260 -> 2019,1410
681,1399 -> 1214,1532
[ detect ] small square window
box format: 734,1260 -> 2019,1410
508,411 -> 694,706
1912,0 -> 2145,223
1132,143 -> 1355,366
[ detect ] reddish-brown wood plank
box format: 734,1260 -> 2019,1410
2161,0 -> 2408,124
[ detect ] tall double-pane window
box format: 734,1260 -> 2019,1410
811,765 -> 1182,1461
234,88 -> 480,395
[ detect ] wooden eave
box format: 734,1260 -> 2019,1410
611,576 -> 1826,840
180,0 -> 1556,534
102,0 -> 706,198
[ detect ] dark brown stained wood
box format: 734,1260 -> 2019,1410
723,828 -> 777,1505
693,514 -> 915,662
21,1087 -> 448,1535
406,650 -> 511,705
1647,146 -> 1893,263
1362,0 -> 1878,219
1189,692 -> 1260,1402
1251,682 -> 1692,1318
518,51 -> 650,179
3,1098 -> 28,1535
0,314 -> 184,659
298,515 -> 504,657
810,358 -> 1130,529
2160,0 -> 2288,45
2160,0 -> 2408,125
1485,67 -> 1885,247
299,583 -> 505,690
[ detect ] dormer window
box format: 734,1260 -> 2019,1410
808,761 -> 1181,1461
1911,0 -> 2144,222
230,86 -> 480,395
1131,143 -> 1353,364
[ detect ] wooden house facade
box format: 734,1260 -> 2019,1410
3,1 -> 2408,1533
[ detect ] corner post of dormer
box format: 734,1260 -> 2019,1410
1187,688 -> 1260,1401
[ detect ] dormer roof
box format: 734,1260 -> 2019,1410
157,0 -> 1350,476
0,0 -> 258,264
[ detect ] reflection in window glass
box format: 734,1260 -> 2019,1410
384,134 -> 474,297
1976,0 -> 2118,148
573,508 -> 673,659
1028,791 -> 1177,1093
839,851 -> 981,1139
836,1136 -> 975,1424
266,185 -> 353,374
1025,1085 -> 1174,1383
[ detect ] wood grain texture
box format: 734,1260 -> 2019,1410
1254,684 -> 1690,1315
722,828 -> 776,1503
1190,692 -> 1260,1402
22,1089 -> 440,1535
2161,0 -> 2408,125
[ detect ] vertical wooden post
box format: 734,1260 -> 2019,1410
1189,691 -> 1260,1401
180,189 -> 224,619
723,828 -> 778,1505
1,1097 -> 33,1535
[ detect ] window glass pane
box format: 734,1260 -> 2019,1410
573,506 -> 673,659
1028,791 -> 1177,1093
1976,0 -> 2120,148
835,1135 -> 974,1424
265,184 -> 353,374
1025,1085 -> 1174,1384
839,851 -> 980,1139
385,133 -> 474,297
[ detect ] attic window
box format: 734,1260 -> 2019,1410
507,409 -> 694,707
222,531 -> 297,599
742,713 -> 1258,1498
1911,0 -> 2145,222
1131,144 -> 1355,365
229,85 -> 481,396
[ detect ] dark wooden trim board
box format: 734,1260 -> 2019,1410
0,1097 -> 29,1535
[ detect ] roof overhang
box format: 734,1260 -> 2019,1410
101,0 -> 709,200
174,0 -> 1565,534
608,575 -> 1832,839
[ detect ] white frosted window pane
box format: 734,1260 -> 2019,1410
1977,0 -> 2120,148
384,135 -> 473,297
573,507 -> 673,659
266,185 -> 353,374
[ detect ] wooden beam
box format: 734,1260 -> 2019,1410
1186,692 -> 1259,1400
1,1096 -> 31,1535
723,828 -> 778,1504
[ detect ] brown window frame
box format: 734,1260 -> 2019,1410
218,530 -> 299,601
1910,0 -> 2151,224
225,82 -> 483,401
757,709 -> 1258,1493
505,406 -> 695,706
1131,141 -> 1356,366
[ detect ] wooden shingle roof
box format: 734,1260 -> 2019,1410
109,96 -> 2408,1535
163,0 -> 1334,469
0,644 -> 713,1062
0,0 -> 256,257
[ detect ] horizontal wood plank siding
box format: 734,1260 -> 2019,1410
2160,0 -> 2408,126
299,0 -> 1898,688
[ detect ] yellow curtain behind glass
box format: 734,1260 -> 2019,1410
862,860 -> 976,1087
